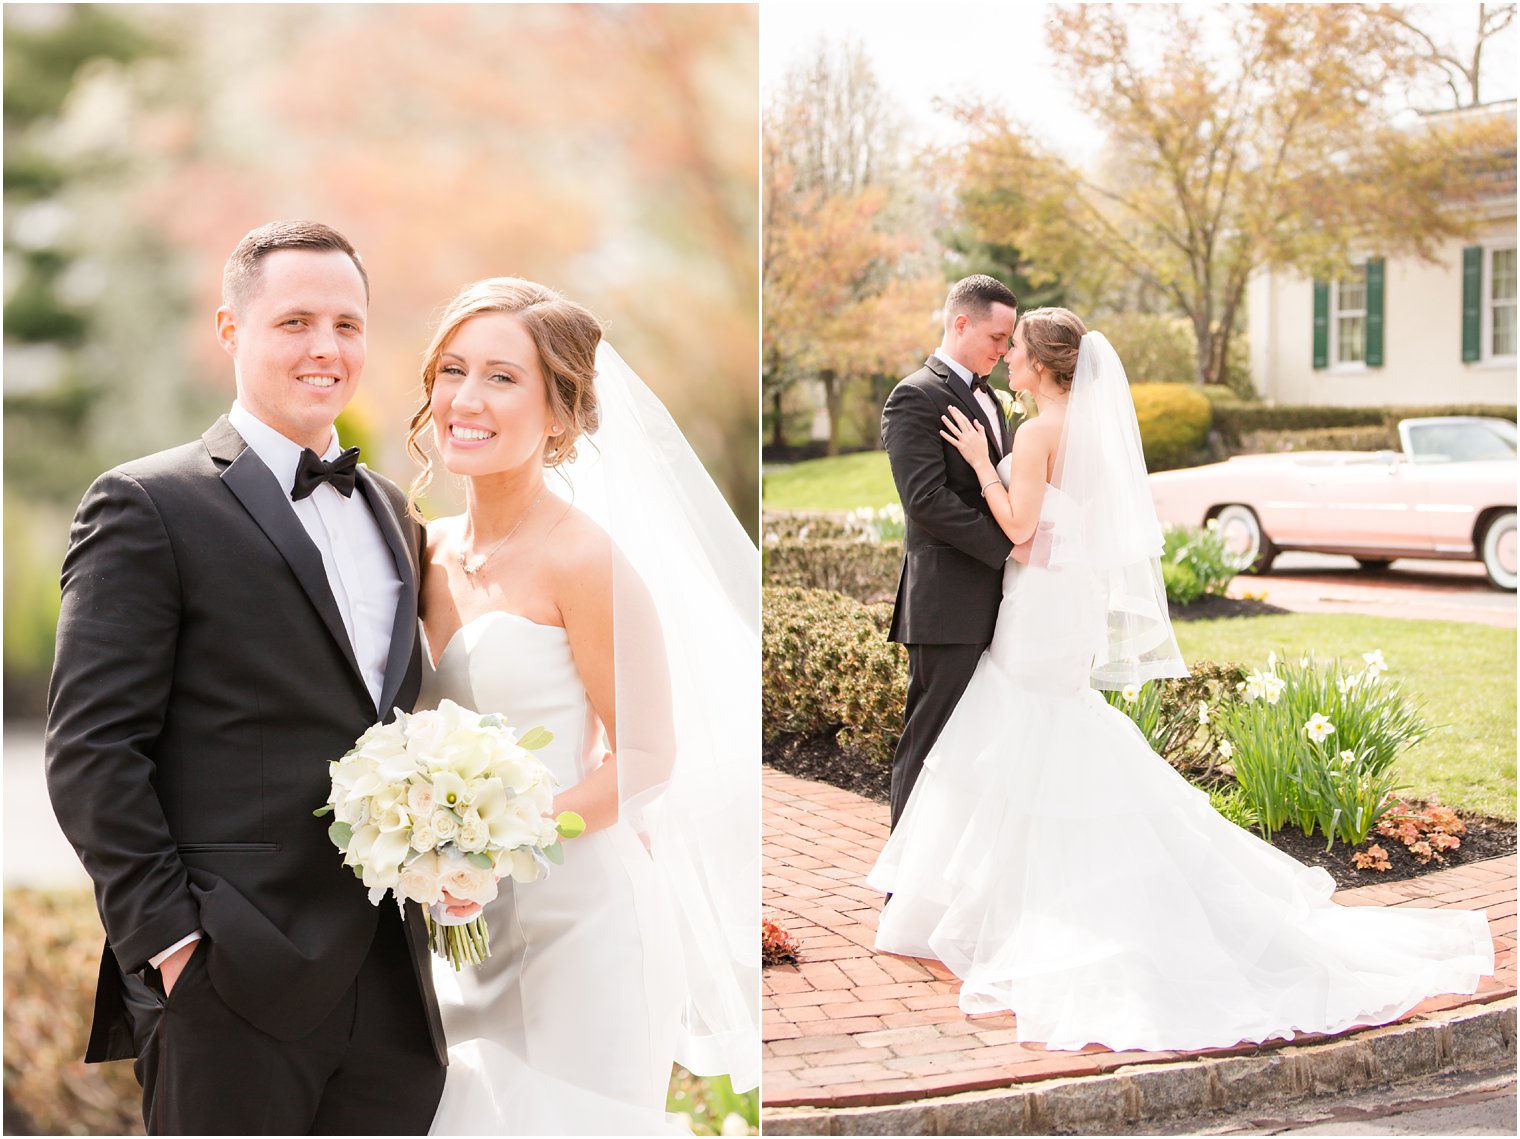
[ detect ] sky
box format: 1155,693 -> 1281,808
760,1 -> 1519,167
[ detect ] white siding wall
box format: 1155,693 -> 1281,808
1248,221 -> 1518,407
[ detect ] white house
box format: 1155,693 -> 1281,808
1248,102 -> 1516,407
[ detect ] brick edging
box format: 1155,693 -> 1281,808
761,1000 -> 1517,1135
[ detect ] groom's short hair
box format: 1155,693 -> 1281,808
944,274 -> 1019,330
222,220 -> 369,311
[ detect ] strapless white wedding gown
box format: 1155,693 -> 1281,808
419,611 -> 688,1135
870,466 -> 1494,1053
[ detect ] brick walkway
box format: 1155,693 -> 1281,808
762,768 -> 1517,1111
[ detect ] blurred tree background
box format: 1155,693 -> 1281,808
4,2 -> 760,718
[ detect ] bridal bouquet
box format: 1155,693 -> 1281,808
315,698 -> 585,968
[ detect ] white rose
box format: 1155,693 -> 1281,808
397,851 -> 444,906
411,821 -> 438,853
407,780 -> 435,818
457,808 -> 491,853
437,850 -> 500,905
431,808 -> 460,843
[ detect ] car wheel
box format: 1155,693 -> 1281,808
1213,504 -> 1277,574
1480,510 -> 1516,591
1355,558 -> 1394,571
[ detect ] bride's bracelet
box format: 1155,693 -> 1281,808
980,478 -> 1001,496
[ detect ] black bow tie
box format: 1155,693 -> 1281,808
291,446 -> 360,501
969,373 -> 991,395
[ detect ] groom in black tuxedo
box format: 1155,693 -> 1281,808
881,275 -> 1019,827
46,221 -> 447,1134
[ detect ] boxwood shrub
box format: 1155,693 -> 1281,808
762,586 -> 906,767
1131,383 -> 1213,470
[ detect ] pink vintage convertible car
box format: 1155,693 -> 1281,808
1148,417 -> 1517,590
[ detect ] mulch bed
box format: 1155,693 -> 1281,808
1169,594 -> 1290,621
765,738 -> 1515,892
1268,820 -> 1515,890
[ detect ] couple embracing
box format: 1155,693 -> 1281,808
46,221 -> 757,1135
873,275 -> 1494,1052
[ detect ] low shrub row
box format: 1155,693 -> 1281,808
762,586 -> 905,767
761,511 -> 852,543
762,540 -> 901,603
1210,403 -> 1517,444
3,888 -> 142,1136
1237,426 -> 1399,454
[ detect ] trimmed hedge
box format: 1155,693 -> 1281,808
4,889 -> 142,1136
761,511 -> 852,543
1240,426 -> 1399,454
1211,403 -> 1517,445
763,539 -> 901,603
762,586 -> 906,767
1131,383 -> 1213,470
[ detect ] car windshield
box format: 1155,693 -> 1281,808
1405,420 -> 1517,463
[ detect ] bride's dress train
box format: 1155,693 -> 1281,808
420,611 -> 688,1135
870,477 -> 1494,1054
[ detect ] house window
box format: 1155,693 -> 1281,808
1332,277 -> 1366,366
1314,259 -> 1382,370
1489,246 -> 1516,361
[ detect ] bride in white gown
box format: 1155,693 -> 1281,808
404,278 -> 758,1133
870,307 -> 1494,1054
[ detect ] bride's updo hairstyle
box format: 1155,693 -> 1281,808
1017,307 -> 1088,391
407,277 -> 603,511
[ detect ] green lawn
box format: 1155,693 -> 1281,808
1175,614 -> 1517,820
763,452 -> 896,510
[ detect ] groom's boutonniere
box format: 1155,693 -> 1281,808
993,388 -> 1023,425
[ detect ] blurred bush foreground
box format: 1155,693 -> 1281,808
3,4 -> 760,718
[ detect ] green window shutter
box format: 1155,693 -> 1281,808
1365,258 -> 1385,367
1462,246 -> 1482,362
1312,280 -> 1329,369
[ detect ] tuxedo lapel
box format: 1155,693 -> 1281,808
356,469 -> 418,720
204,418 -> 367,693
927,357 -> 1001,466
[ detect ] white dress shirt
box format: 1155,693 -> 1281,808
935,349 -> 1003,456
150,404 -> 403,971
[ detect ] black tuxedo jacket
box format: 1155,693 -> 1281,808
45,416 -> 447,1065
881,356 -> 1015,645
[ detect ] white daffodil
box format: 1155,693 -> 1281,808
1218,739 -> 1234,760
1338,750 -> 1357,766
1304,713 -> 1335,743
1362,649 -> 1387,675
1261,674 -> 1286,705
1197,700 -> 1210,725
1267,651 -> 1277,669
1122,684 -> 1140,703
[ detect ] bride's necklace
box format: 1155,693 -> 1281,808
456,489 -> 547,580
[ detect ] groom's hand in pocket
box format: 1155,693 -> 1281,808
159,939 -> 199,997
